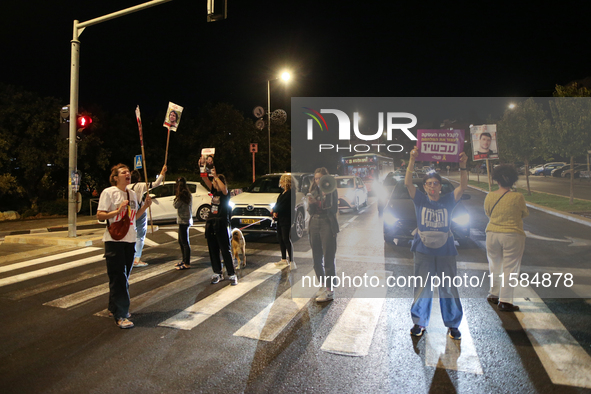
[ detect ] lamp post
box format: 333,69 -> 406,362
267,71 -> 290,174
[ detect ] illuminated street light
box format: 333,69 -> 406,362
267,71 -> 291,173
508,103 -> 516,109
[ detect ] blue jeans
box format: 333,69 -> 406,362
134,212 -> 147,260
104,241 -> 135,320
410,252 -> 463,328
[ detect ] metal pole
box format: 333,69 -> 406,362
68,21 -> 80,238
267,79 -> 271,174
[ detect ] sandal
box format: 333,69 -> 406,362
174,261 -> 183,268
176,264 -> 191,270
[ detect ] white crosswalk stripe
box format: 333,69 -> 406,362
0,247 -> 101,274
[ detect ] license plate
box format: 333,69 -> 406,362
240,219 -> 258,224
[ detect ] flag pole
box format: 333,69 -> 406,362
164,126 -> 171,167
135,106 -> 154,234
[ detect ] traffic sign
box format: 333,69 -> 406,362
253,106 -> 265,118
250,143 -> 258,153
135,155 -> 143,169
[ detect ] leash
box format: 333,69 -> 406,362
239,217 -> 273,231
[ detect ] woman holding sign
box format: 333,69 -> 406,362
405,146 -> 468,340
202,167 -> 237,286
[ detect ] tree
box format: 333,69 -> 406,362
497,98 -> 549,195
548,84 -> 591,204
0,84 -> 66,211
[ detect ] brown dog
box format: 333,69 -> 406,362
231,228 -> 246,269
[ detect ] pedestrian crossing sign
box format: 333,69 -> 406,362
135,155 -> 143,169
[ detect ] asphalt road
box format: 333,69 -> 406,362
1,192 -> 591,394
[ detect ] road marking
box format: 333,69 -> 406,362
165,231 -> 178,240
234,269 -> 317,341
0,247 -> 101,274
94,259 -> 205,317
159,263 -> 284,330
424,294 -> 483,374
44,262 -> 176,308
516,286 -> 591,388
321,270 -> 390,357
144,238 -> 160,247
347,215 -> 359,223
0,254 -> 105,288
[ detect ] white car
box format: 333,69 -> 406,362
229,173 -> 312,240
335,176 -> 368,211
148,181 -> 211,222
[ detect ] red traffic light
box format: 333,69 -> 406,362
77,115 -> 92,129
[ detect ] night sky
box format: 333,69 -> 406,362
2,0 -> 590,119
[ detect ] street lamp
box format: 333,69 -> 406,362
267,71 -> 291,173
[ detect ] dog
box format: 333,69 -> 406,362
231,228 -> 246,269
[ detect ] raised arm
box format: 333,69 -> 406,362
151,165 -> 167,188
453,152 -> 468,202
405,146 -> 418,199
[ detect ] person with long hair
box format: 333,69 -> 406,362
97,163 -> 152,329
485,164 -> 528,312
405,146 -> 468,340
307,167 -> 339,302
272,173 -> 296,269
174,177 -> 193,270
202,167 -> 237,285
127,165 -> 167,267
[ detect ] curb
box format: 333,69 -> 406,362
447,178 -> 591,228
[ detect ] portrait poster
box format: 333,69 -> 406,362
470,124 -> 499,161
200,148 -> 215,177
416,129 -> 464,162
163,102 -> 184,131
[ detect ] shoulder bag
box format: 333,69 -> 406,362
107,190 -> 131,240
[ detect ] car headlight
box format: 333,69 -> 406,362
228,201 -> 235,209
269,203 -> 275,209
383,211 -> 398,226
452,213 -> 470,226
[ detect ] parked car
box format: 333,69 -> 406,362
551,164 -> 582,177
229,173 -> 312,240
562,164 -> 588,179
148,181 -> 211,222
335,176 -> 368,211
531,162 -> 567,176
382,179 -> 471,246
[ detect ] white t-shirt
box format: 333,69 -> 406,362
98,186 -> 139,243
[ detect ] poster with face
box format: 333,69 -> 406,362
200,148 -> 215,177
470,124 -> 499,161
163,102 -> 184,131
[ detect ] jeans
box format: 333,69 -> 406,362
178,224 -> 191,265
410,251 -> 463,328
309,215 -> 337,287
277,223 -> 293,261
134,212 -> 147,260
104,241 -> 135,321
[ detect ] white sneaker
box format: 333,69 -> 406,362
116,318 -> 134,329
229,275 -> 238,286
290,261 -> 297,270
275,259 -> 288,266
315,288 -> 334,303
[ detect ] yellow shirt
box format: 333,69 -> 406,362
484,191 -> 529,236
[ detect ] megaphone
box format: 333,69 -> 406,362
318,175 -> 336,194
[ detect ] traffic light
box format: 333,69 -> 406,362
77,115 -> 92,131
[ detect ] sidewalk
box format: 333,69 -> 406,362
444,172 -> 591,228
0,215 -> 105,251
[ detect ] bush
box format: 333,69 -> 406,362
38,199 -> 68,216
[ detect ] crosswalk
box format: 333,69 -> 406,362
1,235 -> 591,389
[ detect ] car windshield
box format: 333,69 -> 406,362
246,176 -> 283,193
337,178 -> 355,189
391,181 -> 455,199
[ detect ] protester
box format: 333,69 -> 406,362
272,174 -> 296,270
202,167 -> 237,285
97,163 -> 151,329
405,146 -> 468,340
307,167 -> 339,302
127,165 -> 167,267
485,164 -> 528,312
174,177 -> 193,270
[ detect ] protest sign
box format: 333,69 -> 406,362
416,129 -> 464,162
